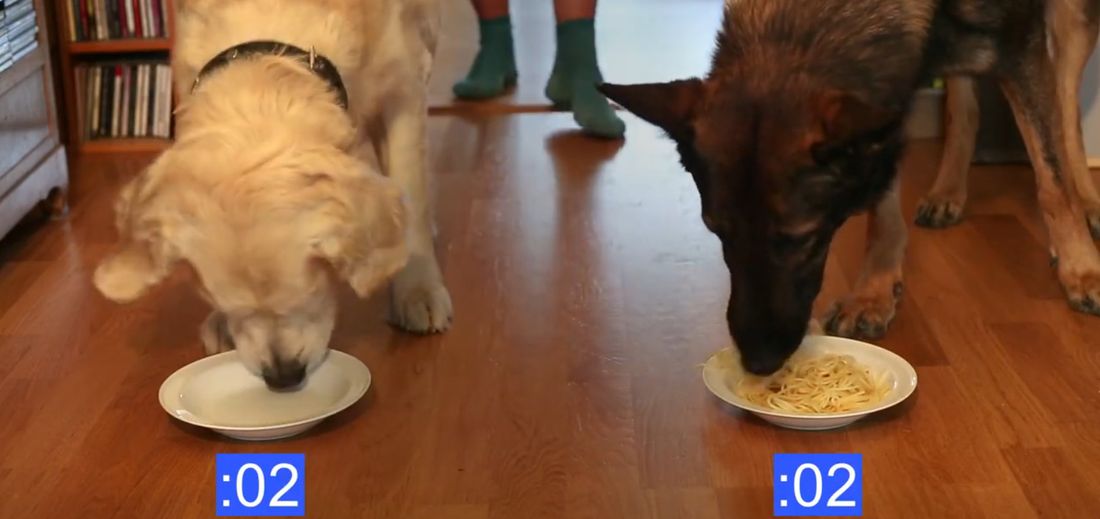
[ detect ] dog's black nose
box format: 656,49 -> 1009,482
731,327 -> 801,375
262,361 -> 306,391
743,355 -> 787,376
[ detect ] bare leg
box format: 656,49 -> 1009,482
915,76 -> 978,228
553,0 -> 596,21
825,178 -> 907,338
471,0 -> 508,19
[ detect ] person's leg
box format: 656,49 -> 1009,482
473,0 -> 509,18
552,0 -> 595,19
453,0 -> 517,99
547,0 -> 625,138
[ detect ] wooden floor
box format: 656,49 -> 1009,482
4,1 -> 1100,518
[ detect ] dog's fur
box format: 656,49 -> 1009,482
93,0 -> 453,388
600,0 -> 1100,375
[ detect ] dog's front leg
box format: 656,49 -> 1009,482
824,178 -> 907,338
379,98 -> 453,334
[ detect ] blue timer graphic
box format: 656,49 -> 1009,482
216,453 -> 305,517
773,453 -> 863,516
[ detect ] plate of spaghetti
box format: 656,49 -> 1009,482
702,335 -> 917,430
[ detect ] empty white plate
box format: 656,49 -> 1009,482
702,335 -> 918,430
159,350 -> 371,441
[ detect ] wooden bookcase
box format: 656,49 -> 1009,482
52,0 -> 174,154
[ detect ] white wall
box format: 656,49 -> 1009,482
1082,44 -> 1100,162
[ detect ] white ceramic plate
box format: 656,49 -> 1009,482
159,350 -> 371,441
702,335 -> 917,430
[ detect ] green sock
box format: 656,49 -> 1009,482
453,16 -> 518,99
545,19 -> 625,138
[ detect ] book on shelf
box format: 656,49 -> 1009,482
1,0 -> 40,72
65,0 -> 168,42
0,19 -> 8,75
77,60 -> 172,140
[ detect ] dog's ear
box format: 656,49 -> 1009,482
313,163 -> 409,298
598,79 -> 704,137
93,163 -> 180,303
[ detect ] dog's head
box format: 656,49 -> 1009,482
599,76 -> 902,375
93,144 -> 408,389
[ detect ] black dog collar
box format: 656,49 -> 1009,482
191,40 -> 350,109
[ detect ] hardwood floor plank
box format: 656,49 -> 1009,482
1002,447 -> 1100,516
647,487 -> 723,519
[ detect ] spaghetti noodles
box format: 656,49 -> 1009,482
716,349 -> 891,414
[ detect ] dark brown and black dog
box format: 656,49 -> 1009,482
599,0 -> 1100,375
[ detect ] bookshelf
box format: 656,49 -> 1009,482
53,0 -> 174,154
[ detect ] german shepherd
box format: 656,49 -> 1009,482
599,0 -> 1100,375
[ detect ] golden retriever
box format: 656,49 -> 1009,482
93,0 -> 452,389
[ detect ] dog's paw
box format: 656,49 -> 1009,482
1085,205 -> 1100,240
200,312 -> 235,355
388,259 -> 453,334
823,274 -> 903,339
1060,269 -> 1100,315
390,283 -> 453,333
914,196 -> 964,229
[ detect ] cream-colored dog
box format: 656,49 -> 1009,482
93,0 -> 452,389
